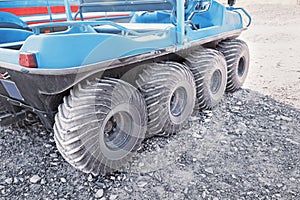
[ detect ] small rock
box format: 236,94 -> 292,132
192,132 -> 203,139
275,116 -> 281,120
203,110 -> 213,116
232,147 -> 238,152
231,174 -> 237,179
13,178 -> 18,184
50,162 -> 59,166
50,153 -> 58,158
88,174 -> 93,182
232,106 -> 240,110
280,115 -> 292,122
109,195 -> 118,200
95,181 -> 106,189
220,140 -> 227,145
274,194 -> 281,198
192,158 -> 197,162
137,181 -> 148,187
285,138 -> 299,145
184,188 -> 188,194
190,116 -> 201,121
60,178 -> 67,183
40,179 -> 46,185
95,189 -> 104,198
117,176 -> 122,181
199,174 -> 207,178
138,162 -> 145,167
204,118 -> 211,123
236,101 -> 242,106
204,167 -> 214,174
30,175 -> 41,184
4,178 -> 13,184
44,144 -> 52,148
124,186 -> 133,194
30,184 -> 41,191
289,177 -> 296,182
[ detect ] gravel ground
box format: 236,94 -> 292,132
1,89 -> 299,199
1,2 -> 300,200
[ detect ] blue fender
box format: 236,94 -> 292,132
0,12 -> 28,29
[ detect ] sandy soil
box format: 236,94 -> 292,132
237,2 -> 300,109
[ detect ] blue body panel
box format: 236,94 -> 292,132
0,28 -> 32,44
0,12 -> 28,28
0,0 -> 251,70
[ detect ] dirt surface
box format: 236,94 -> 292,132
1,2 -> 300,200
241,3 -> 300,109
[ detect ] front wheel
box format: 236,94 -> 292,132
217,39 -> 250,92
54,78 -> 147,175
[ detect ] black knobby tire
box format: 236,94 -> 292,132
136,62 -> 196,137
54,78 -> 147,175
217,39 -> 250,92
184,48 -> 227,110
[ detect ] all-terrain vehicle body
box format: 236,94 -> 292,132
0,0 -> 251,175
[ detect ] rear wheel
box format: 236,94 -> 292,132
217,39 -> 250,92
54,78 -> 147,175
184,48 -> 227,110
136,62 -> 196,137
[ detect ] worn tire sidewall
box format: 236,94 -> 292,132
203,57 -> 227,107
231,46 -> 250,89
168,80 -> 195,125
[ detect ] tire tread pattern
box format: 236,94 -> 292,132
54,78 -> 147,175
184,48 -> 227,110
217,39 -> 250,92
136,62 -> 196,137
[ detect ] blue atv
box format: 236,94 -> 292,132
0,0 -> 251,175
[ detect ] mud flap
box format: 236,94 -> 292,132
0,79 -> 24,101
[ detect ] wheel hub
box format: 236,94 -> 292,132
170,87 -> 188,117
238,56 -> 246,77
210,69 -> 222,94
103,112 -> 132,151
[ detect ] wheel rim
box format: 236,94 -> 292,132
238,56 -> 246,77
210,69 -> 222,94
170,87 -> 187,117
104,111 -> 133,151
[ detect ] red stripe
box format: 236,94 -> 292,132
0,5 -> 78,16
26,14 -> 131,25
